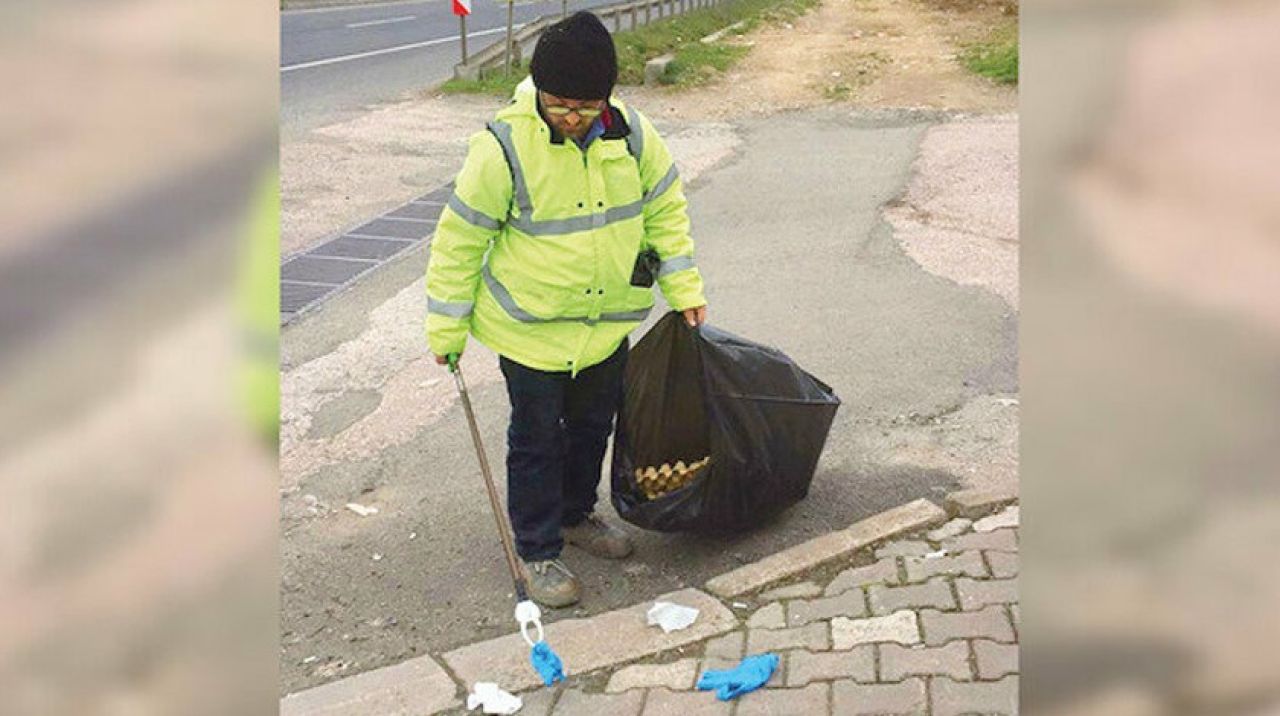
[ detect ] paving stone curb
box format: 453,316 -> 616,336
279,653 -> 460,716
704,498 -> 947,599
943,486 -> 1018,519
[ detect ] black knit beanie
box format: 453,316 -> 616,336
530,12 -> 617,100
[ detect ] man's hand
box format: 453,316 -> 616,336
683,305 -> 708,328
434,353 -> 455,366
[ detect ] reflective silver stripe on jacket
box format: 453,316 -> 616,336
625,106 -> 644,163
482,264 -> 651,324
427,297 -> 474,319
643,164 -> 680,203
447,193 -> 502,231
507,199 -> 645,236
486,121 -> 533,216
658,254 -> 696,278
600,306 -> 653,322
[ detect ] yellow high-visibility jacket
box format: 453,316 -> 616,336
426,77 -> 705,375
239,170 -> 279,443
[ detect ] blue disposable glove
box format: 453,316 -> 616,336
696,653 -> 779,701
529,641 -> 565,686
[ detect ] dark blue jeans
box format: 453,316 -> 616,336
500,341 -> 628,561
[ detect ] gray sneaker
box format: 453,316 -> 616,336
522,559 -> 581,608
563,513 -> 634,560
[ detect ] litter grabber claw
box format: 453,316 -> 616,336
515,589 -> 562,684
449,358 -> 566,687
515,599 -> 545,647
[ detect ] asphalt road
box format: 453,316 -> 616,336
279,108 -> 1018,694
281,0 -> 622,135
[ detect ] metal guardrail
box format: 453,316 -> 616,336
454,0 -> 728,81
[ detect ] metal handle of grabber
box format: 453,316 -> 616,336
447,354 -> 545,646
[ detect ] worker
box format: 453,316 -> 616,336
426,12 -> 707,607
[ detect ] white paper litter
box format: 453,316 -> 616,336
647,601 -> 700,633
923,550 -> 948,559
467,682 -> 522,714
345,503 -> 378,517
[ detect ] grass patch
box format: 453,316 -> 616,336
823,83 -> 853,101
666,42 -> 750,86
440,60 -> 530,97
961,23 -> 1018,84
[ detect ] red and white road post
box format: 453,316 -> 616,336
453,0 -> 472,64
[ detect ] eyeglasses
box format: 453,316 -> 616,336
542,104 -> 603,119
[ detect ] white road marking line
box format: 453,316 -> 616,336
283,0 -> 428,16
346,15 -> 417,28
281,26 -> 513,73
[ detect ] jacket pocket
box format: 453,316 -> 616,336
600,151 -> 644,208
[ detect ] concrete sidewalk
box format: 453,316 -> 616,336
281,491 -> 1019,714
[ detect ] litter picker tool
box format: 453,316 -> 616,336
447,354 -> 565,686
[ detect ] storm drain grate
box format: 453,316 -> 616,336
280,182 -> 453,324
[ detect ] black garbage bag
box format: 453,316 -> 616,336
611,312 -> 841,533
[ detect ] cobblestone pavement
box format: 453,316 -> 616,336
441,503 -> 1019,715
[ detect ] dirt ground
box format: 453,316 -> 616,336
626,0 -> 1017,118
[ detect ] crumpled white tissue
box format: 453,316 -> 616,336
467,682 -> 522,715
646,601 -> 700,633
